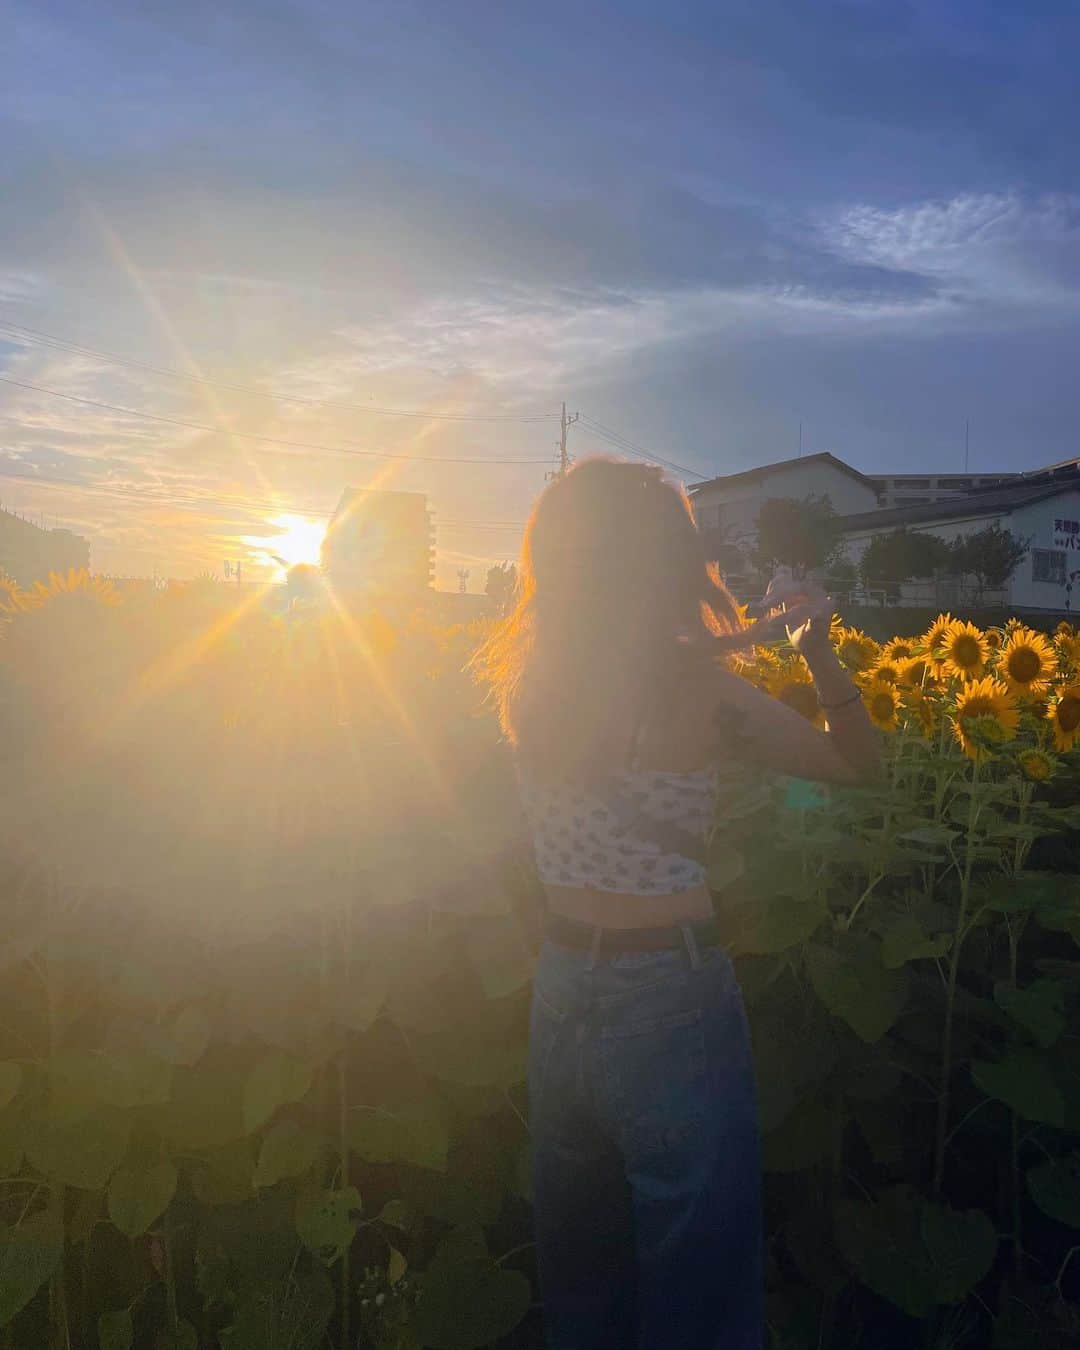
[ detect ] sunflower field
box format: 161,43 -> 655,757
2,573 -> 1080,1348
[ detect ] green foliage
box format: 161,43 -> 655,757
751,494 -> 846,574
97,1307 -> 134,1350
412,1227 -> 533,1350
805,940 -> 908,1044
2,586 -> 1080,1346
253,1121 -> 321,1189
295,1185 -> 362,1264
950,522 -> 1030,597
107,1159 -> 178,1237
859,527 -> 952,596
0,1211 -> 64,1325
834,1188 -> 996,1318
218,1267 -> 334,1350
242,1052 -> 314,1135
972,1050 -> 1066,1127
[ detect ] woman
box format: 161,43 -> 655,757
475,459 -> 881,1349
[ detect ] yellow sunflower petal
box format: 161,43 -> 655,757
953,675 -> 1020,760
999,627 -> 1055,693
1047,683 -> 1080,753
1017,748 -> 1057,782
939,619 -> 989,682
862,678 -> 900,732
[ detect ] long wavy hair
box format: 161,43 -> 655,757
473,457 -> 743,783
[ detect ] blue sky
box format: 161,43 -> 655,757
3,1 -> 1080,579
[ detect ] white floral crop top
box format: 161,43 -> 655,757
517,764 -> 719,896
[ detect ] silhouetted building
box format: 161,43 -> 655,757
321,489 -> 434,595
0,509 -> 90,586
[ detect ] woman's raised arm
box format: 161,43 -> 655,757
709,571 -> 883,784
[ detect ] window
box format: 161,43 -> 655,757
897,478 -> 931,489
938,478 -> 972,488
1032,549 -> 1066,585
897,496 -> 931,505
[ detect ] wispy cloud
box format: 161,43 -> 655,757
827,193 -> 1080,311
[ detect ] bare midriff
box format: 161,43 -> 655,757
543,881 -> 715,930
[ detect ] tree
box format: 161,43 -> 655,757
949,524 -> 1029,602
485,562 -> 518,615
859,528 -> 952,599
751,495 -> 844,576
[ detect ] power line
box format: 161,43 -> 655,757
0,463 -> 524,531
577,414 -> 706,482
0,318 -> 558,424
0,375 -> 553,467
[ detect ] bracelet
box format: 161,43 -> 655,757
818,688 -> 863,712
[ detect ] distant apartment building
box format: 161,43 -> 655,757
321,488 -> 435,595
0,508 -> 90,586
866,473 -> 1019,509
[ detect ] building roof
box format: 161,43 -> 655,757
839,481 -> 1077,534
689,451 -> 877,496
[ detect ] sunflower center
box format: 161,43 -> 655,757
959,696 -> 992,722
1058,696 -> 1080,732
951,635 -> 982,668
1020,752 -> 1052,781
870,692 -> 895,720
1006,648 -> 1042,683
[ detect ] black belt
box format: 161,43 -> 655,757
544,910 -> 723,954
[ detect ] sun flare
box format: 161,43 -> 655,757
246,513 -> 328,576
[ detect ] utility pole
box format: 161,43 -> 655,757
963,419 -> 970,474
550,401 -> 580,479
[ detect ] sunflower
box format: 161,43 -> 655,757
31,568 -> 123,608
921,613 -> 955,671
902,687 -> 937,739
1056,620 -> 1074,638
834,627 -> 880,674
868,659 -> 903,686
862,678 -> 900,732
1056,632 -> 1080,674
1017,748 -> 1057,782
765,657 -> 823,726
1047,683 -> 1080,752
881,637 -> 916,663
985,629 -> 1003,652
952,676 -> 1020,760
999,627 -> 1055,694
896,656 -> 933,689
939,619 -> 989,681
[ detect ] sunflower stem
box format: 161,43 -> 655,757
932,749 -> 981,1200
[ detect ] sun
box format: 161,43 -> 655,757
245,513 -> 328,577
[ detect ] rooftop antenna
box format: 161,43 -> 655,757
798,420 -> 804,458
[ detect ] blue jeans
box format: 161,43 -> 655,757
528,925 -> 762,1350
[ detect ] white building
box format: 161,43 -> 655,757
688,449 -> 1080,613
839,480 -> 1080,613
689,453 -> 880,551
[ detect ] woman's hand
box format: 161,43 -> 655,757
748,568 -> 834,658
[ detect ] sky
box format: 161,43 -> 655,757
3,1 -> 1080,584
